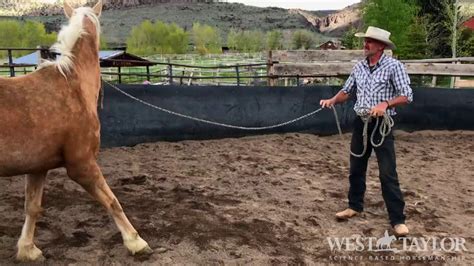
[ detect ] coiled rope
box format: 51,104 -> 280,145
349,113 -> 394,158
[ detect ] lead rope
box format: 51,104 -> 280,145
100,81 -> 393,154
102,80 -> 344,132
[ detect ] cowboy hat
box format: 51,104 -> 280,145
355,26 -> 396,50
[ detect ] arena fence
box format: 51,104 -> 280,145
99,84 -> 474,147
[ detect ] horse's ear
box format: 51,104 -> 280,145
92,0 -> 103,17
64,1 -> 73,18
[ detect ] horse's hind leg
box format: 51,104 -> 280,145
16,172 -> 47,262
66,160 -> 151,255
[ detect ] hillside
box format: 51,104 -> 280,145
24,2 -> 331,45
1,1 -> 364,45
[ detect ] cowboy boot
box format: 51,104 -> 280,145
335,208 -> 360,220
393,224 -> 409,237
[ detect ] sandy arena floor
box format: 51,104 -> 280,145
0,130 -> 473,264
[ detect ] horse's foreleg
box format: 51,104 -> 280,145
16,172 -> 47,262
67,161 -> 152,255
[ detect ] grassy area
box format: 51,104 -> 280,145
102,53 -> 269,85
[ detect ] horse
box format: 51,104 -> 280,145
0,0 -> 151,261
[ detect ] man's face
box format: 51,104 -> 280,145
363,38 -> 386,57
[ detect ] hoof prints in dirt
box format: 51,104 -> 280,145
119,174 -> 151,186
1,131 -> 473,263
134,185 -> 306,260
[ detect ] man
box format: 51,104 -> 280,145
320,26 -> 413,237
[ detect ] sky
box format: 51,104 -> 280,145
227,0 -> 362,11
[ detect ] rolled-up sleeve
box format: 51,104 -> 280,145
341,68 -> 356,95
392,62 -> 413,103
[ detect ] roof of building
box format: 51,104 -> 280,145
463,17 -> 474,30
12,50 -> 155,67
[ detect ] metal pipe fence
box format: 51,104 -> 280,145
2,48 -> 473,87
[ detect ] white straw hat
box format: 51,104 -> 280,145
355,26 -> 396,50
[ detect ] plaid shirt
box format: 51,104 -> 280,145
341,53 -> 413,116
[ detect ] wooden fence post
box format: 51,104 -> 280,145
8,49 -> 15,77
187,71 -> 194,86
454,61 -> 460,88
235,64 -> 240,86
253,68 -> 258,86
146,66 -> 150,82
247,66 -> 251,86
431,76 -> 437,87
267,50 -> 275,86
180,70 -> 185,85
167,58 -> 173,85
118,66 -> 122,84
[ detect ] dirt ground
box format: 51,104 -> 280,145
0,130 -> 473,264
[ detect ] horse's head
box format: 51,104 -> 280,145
47,1 -> 103,77
64,0 -> 103,18
64,0 -> 102,42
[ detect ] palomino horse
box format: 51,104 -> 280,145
0,0 -> 151,261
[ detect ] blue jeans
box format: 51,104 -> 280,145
348,116 -> 406,227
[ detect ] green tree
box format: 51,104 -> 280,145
341,26 -> 362,49
234,30 -> 250,52
0,20 -> 22,58
415,0 -> 457,57
100,34 -> 109,50
192,23 -> 221,55
226,30 -> 265,52
0,20 -> 56,58
266,30 -> 283,50
126,20 -> 188,55
291,30 -> 314,50
167,23 -> 189,54
440,0 -> 470,58
247,30 -> 265,52
227,29 -> 239,50
363,0 -> 419,58
400,16 -> 431,59
457,27 -> 474,57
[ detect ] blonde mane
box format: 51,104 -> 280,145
40,6 -> 100,77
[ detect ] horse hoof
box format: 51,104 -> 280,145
125,235 -> 152,255
16,244 -> 45,262
136,245 -> 154,255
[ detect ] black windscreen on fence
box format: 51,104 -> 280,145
99,84 -> 474,147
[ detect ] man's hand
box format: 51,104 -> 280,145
370,102 -> 389,117
320,98 -> 336,108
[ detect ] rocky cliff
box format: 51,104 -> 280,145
290,3 -> 362,36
